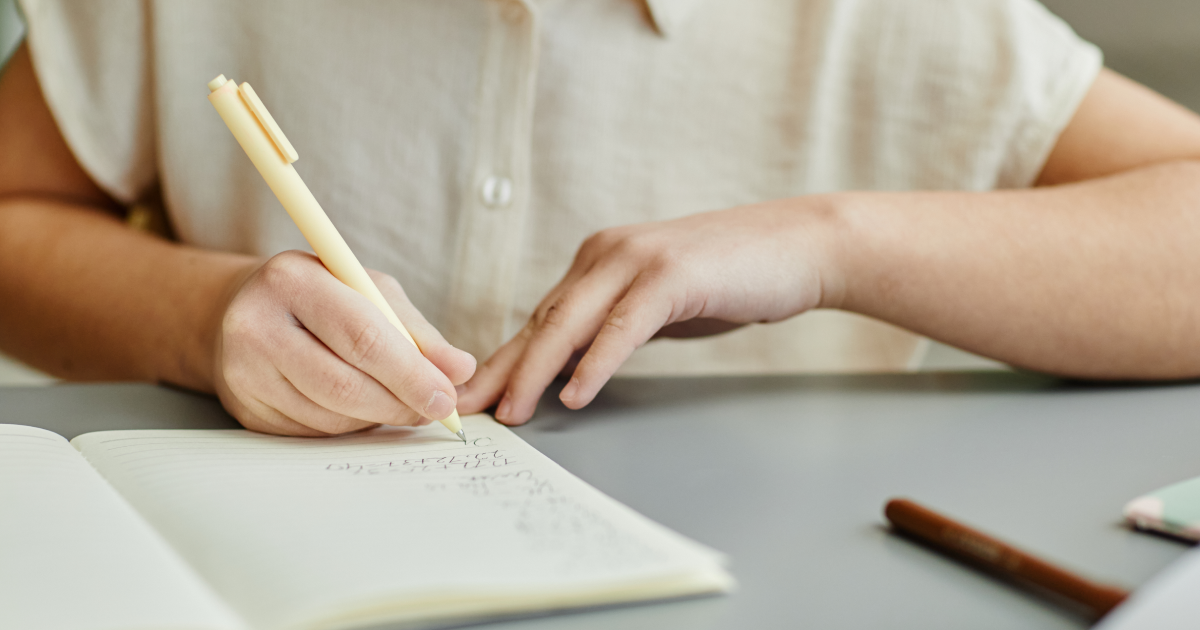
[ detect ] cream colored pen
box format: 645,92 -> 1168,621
206,74 -> 466,443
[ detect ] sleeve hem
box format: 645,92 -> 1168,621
1000,41 -> 1104,189
18,0 -> 153,205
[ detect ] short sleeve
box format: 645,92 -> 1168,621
830,0 -> 1104,192
18,0 -> 155,204
991,0 -> 1103,188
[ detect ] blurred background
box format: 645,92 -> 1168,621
0,0 -> 1196,383
1044,0 -> 1200,111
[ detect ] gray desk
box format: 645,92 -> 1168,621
1,373 -> 1196,629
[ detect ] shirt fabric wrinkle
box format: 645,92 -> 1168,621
18,0 -> 1102,376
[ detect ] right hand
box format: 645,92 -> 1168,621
213,251 -> 476,436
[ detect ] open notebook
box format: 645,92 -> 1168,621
0,415 -> 732,630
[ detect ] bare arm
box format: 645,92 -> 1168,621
837,70 -> 1200,379
0,44 -> 251,388
837,161 -> 1200,379
460,69 -> 1200,423
0,44 -> 473,434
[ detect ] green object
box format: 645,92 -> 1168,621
1125,476 -> 1200,541
0,0 -> 25,72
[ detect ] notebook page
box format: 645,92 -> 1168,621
1095,545 -> 1200,630
72,415 -> 732,630
0,424 -> 245,630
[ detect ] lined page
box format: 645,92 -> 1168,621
0,424 -> 245,630
72,415 -> 731,630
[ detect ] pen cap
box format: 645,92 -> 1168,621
238,83 -> 299,164
207,74 -> 230,91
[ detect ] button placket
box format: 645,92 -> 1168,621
442,0 -> 541,358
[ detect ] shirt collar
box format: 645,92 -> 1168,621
644,0 -> 698,37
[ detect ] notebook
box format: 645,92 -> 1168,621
1093,545 -> 1200,630
0,415 -> 732,630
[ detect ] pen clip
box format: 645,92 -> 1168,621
238,82 -> 299,163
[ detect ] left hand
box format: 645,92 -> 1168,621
456,197 -> 847,424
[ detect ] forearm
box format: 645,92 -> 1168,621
0,197 -> 257,390
829,159 -> 1200,379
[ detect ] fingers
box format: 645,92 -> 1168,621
217,251 -> 460,436
217,376 -> 327,437
455,327 -> 530,415
259,374 -> 380,436
369,270 -> 477,385
488,267 -> 637,424
274,323 -> 425,427
456,257 -> 608,417
292,276 -> 459,421
560,275 -> 676,409
217,361 -> 380,437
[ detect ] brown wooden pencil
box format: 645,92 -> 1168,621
884,498 -> 1129,618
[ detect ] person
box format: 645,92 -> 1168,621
2,0 -> 1199,436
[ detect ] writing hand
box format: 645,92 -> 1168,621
457,199 -> 844,424
214,251 -> 476,436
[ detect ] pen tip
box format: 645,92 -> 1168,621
456,429 -> 467,445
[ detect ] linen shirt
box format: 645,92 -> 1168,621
19,0 -> 1101,375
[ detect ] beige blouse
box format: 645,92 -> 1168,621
20,0 -> 1101,375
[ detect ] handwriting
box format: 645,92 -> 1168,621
424,469 -> 664,572
324,448 -> 517,476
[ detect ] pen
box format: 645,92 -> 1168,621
206,74 -> 466,443
884,498 -> 1128,619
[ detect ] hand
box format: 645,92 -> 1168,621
457,198 -> 846,424
213,251 -> 476,436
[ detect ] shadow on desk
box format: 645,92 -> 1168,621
533,370 -> 1200,432
0,383 -> 239,439
7,371 -> 1199,440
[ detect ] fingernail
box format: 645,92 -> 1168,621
424,390 -> 455,421
560,377 -> 580,402
496,395 -> 512,421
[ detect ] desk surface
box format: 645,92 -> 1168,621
1,373 -> 1195,629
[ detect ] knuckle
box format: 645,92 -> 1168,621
578,228 -> 631,262
602,312 -> 634,334
326,370 -> 367,410
221,306 -> 258,344
657,247 -> 687,269
625,234 -> 665,262
534,295 -> 572,330
581,229 -> 615,252
640,251 -> 684,281
345,320 -> 387,366
255,255 -> 307,295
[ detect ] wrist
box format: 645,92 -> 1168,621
166,252 -> 259,393
804,191 -> 862,312
822,190 -> 931,319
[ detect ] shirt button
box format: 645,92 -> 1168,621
480,175 -> 513,208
